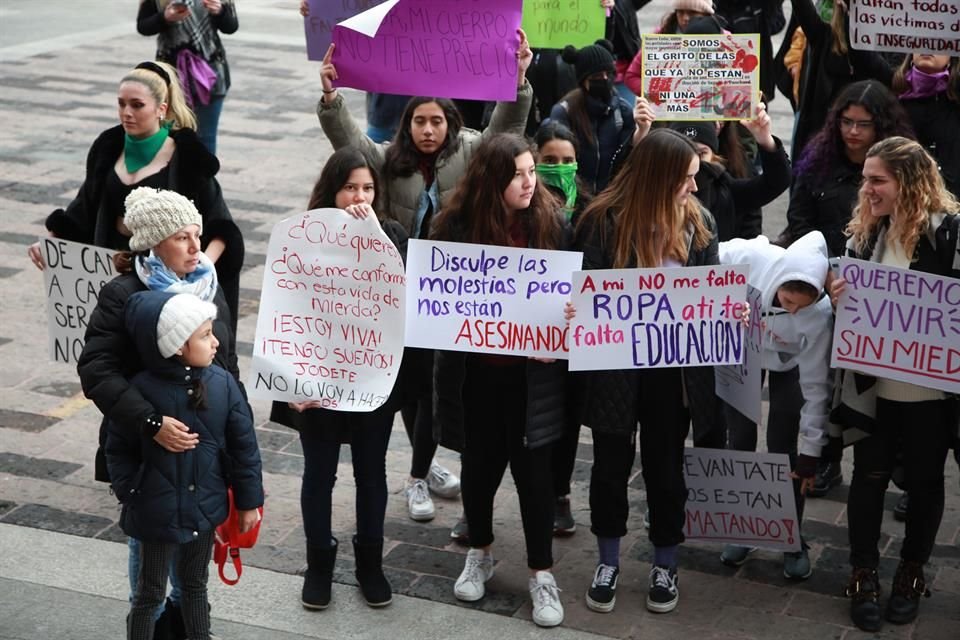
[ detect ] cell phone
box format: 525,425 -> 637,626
170,0 -> 191,9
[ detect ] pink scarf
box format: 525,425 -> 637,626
175,49 -> 217,108
899,66 -> 950,100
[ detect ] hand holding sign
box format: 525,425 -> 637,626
740,102 -> 775,151
633,96 -> 657,143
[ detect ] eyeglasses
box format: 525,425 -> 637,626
839,117 -> 875,131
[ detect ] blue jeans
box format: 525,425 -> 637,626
128,537 -> 181,621
194,95 -> 225,156
615,82 -> 635,107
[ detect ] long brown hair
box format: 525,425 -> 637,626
847,136 -> 960,256
431,134 -> 563,249
891,54 -> 960,102
580,129 -> 711,268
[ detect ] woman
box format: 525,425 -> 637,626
534,122 -> 592,538
317,38 -> 532,532
783,81 -> 914,258
270,147 -> 407,610
137,0 -> 239,155
571,128 -> 718,615
602,0 -> 644,105
78,187 -> 239,640
548,39 -> 635,193
892,54 -> 960,198
829,137 -> 960,632
431,134 -> 568,628
28,61 -> 244,335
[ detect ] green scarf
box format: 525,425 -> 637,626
817,0 -> 834,22
537,162 -> 578,219
124,123 -> 170,174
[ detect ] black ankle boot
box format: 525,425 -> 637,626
885,560 -> 930,624
352,536 -> 392,607
846,567 -> 882,632
302,538 -> 338,610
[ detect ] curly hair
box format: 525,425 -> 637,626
431,134 -> 563,250
847,136 -> 960,256
795,80 -> 914,180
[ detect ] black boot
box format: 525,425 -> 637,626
352,536 -> 392,607
154,598 -> 186,640
885,560 -> 930,624
809,460 -> 842,497
302,538 -> 338,610
845,567 -> 882,632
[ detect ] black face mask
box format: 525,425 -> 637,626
586,77 -> 613,101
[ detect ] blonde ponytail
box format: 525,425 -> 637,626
121,61 -> 198,131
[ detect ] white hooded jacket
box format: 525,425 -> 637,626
719,231 -> 833,458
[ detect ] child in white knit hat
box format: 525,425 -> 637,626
105,290 -> 263,640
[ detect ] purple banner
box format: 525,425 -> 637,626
332,0 -> 523,101
304,0 -> 388,61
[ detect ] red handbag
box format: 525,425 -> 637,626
213,487 -> 263,585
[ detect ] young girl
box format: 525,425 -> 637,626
269,147 -> 407,610
106,291 -> 263,640
431,133 -> 568,628
571,128 -> 719,614
830,137 -> 960,632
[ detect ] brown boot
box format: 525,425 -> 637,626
885,560 -> 930,624
845,567 -> 882,632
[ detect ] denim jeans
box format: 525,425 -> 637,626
194,94 -> 225,156
128,537 -> 181,621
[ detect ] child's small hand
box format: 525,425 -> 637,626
564,301 -> 577,325
740,301 -> 751,328
829,277 -> 847,309
237,508 -> 260,533
154,416 -> 199,452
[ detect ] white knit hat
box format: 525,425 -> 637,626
156,293 -> 218,359
125,187 -> 203,252
673,0 -> 714,14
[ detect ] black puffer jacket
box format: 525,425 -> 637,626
44,125 -> 244,331
105,291 -> 262,545
432,221 -> 572,453
78,272 -> 238,482
784,158 -> 862,257
572,207 -> 722,442
695,137 -> 792,241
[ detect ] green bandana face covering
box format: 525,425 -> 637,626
817,0 -> 834,23
536,162 -> 578,219
124,122 -> 170,174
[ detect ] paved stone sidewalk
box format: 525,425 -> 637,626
1,1 -> 958,639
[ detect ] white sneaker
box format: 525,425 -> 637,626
426,462 -> 461,498
529,570 -> 564,627
405,478 -> 435,522
454,548 -> 494,602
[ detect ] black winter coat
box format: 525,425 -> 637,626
571,207 -> 722,440
607,0 -> 643,65
44,125 -> 244,331
696,137 -> 792,241
901,94 -> 960,199
105,291 -> 262,544
432,221 -> 572,453
269,219 -> 411,442
78,272 -> 238,482
785,159 -> 862,257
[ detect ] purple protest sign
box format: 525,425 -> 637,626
304,0 -> 388,61
332,0 -> 523,101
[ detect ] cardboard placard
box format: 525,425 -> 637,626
304,0 -> 389,61
849,0 -> 960,55
521,0 -> 606,49
715,284 -> 764,424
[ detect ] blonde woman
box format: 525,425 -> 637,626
830,137 -> 960,632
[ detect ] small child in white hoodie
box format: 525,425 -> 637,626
717,230 -> 834,579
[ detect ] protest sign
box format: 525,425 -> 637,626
404,239 -> 583,358
640,33 -> 761,120
521,0 -> 605,49
568,265 -> 749,371
715,285 -> 763,424
304,0 -> 389,61
684,447 -> 801,552
41,238 -> 116,364
830,257 -> 960,394
332,0 -> 524,101
248,210 -> 406,411
848,0 -> 960,55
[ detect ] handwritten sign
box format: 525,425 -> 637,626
304,0 -> 388,61
568,265 -> 749,371
640,33 -> 761,120
521,0 -> 606,49
332,0 -> 524,101
849,0 -> 960,55
831,257 -> 960,394
41,238 -> 116,364
684,448 -> 801,552
248,210 -> 406,411
715,285 -> 763,424
404,239 -> 583,358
